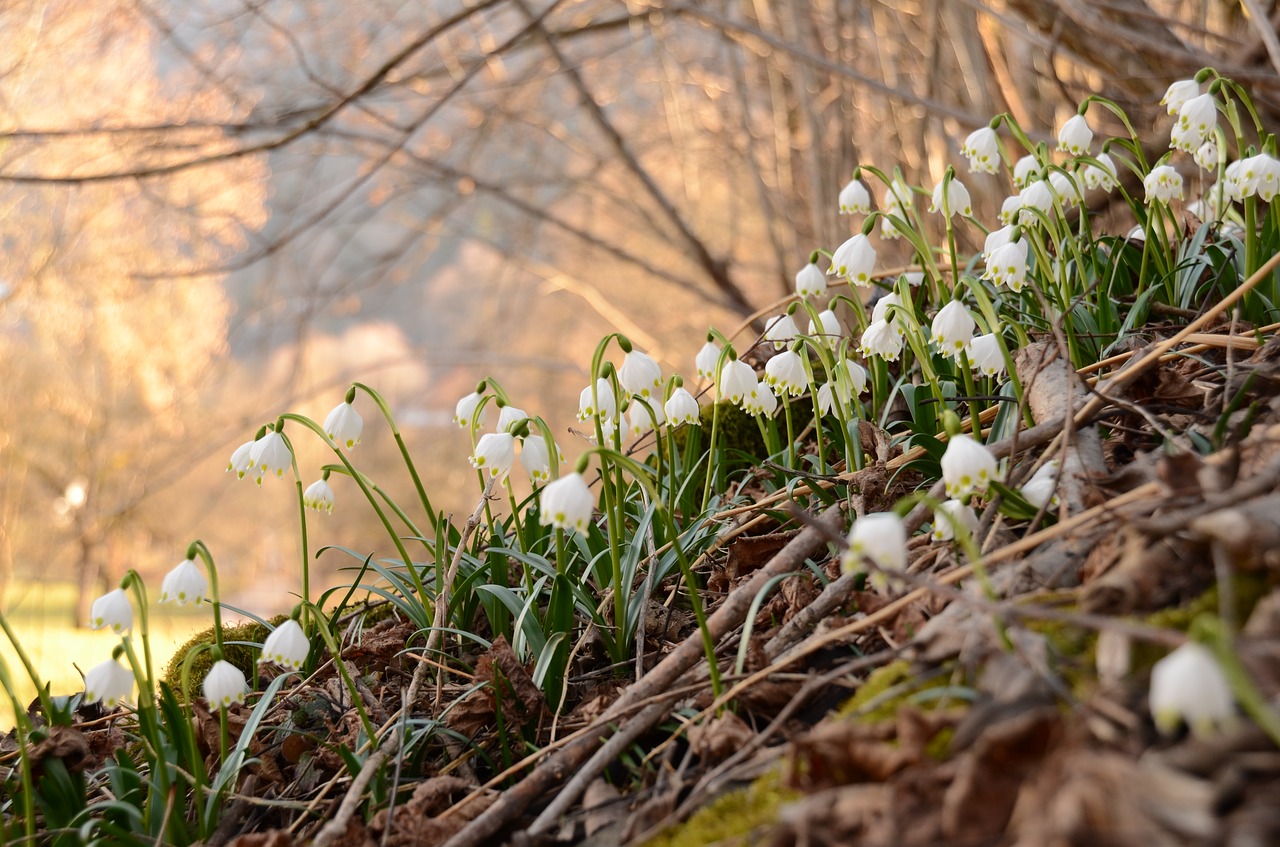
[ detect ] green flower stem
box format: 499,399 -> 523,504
1081,95 -> 1148,171
322,464 -> 430,552
188,543 -> 225,652
0,610 -> 54,721
594,448 -> 723,700
353,382 -> 436,523
302,602 -> 378,746
279,413 -> 429,618
119,636 -> 179,831
964,279 -> 1034,428
1245,195 -> 1259,278
123,569 -> 157,704
782,395 -> 796,468
0,655 -> 37,842
555,528 -> 567,578
958,354 -> 983,436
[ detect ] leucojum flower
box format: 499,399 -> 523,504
983,237 -> 1028,292
940,434 -> 1000,498
1144,165 -> 1184,203
323,400 -> 363,449
159,558 -> 207,605
83,659 -> 133,708
840,512 -> 907,591
453,390 -> 486,429
932,500 -> 978,542
469,431 -> 517,478
90,588 -> 132,635
838,177 -> 871,214
519,434 -> 556,483
829,234 -> 877,287
1057,114 -> 1093,156
764,312 -> 798,350
1149,642 -> 1235,736
969,333 -> 1007,379
718,358 -> 758,405
303,477 -> 336,513
496,404 -> 528,434
664,387 -> 701,426
260,619 -> 310,671
250,430 -> 292,483
540,471 -> 595,535
227,440 -> 255,479
795,259 -> 827,300
203,659 -> 248,708
764,349 -> 808,397
960,126 -> 1000,174
695,340 -> 721,381
929,177 -> 972,218
930,300 -> 976,359
618,349 -> 663,399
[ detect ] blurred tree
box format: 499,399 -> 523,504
0,0 -> 267,623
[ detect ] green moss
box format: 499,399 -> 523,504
642,770 -> 796,847
161,617 -> 284,700
837,659 -> 957,723
668,401 -> 767,476
1133,574 -> 1272,670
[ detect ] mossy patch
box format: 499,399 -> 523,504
641,770 -> 796,847
161,617 -> 285,701
835,659 -> 962,725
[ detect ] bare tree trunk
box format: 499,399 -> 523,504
74,534 -> 102,628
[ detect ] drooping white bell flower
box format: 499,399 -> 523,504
838,177 -> 871,215
1144,165 -> 1184,203
930,300 -> 976,360
203,660 -> 248,708
841,512 -> 907,591
1173,93 -> 1217,153
453,391 -> 486,430
519,434 -> 557,483
1082,153 -> 1118,192
540,471 -> 595,535
880,180 -> 912,239
961,126 -> 1001,174
743,382 -> 778,417
929,177 -> 972,218
998,194 -> 1024,226
718,359 -> 758,405
227,440 -> 255,480
1150,642 -> 1235,736
932,500 -> 979,542
695,341 -> 721,381
816,379 -> 852,417
808,308 -> 843,347
469,432 -> 517,479
1012,155 -> 1039,189
941,434 -> 1001,498
250,431 -> 292,484
765,349 -> 808,397
260,619 -> 310,671
1056,114 -> 1093,156
90,589 -> 132,635
496,405 -> 528,434
871,291 -> 905,324
1017,180 -> 1055,226
829,234 -> 877,287
795,260 -> 827,300
969,333 -> 1007,379
628,398 -> 666,438
664,387 -> 701,426
323,402 -> 363,449
859,319 -> 905,362
982,225 -> 1015,262
1161,79 -> 1200,116
83,659 -> 133,708
984,238 -> 1029,293
619,350 -> 663,400
159,558 -> 207,605
577,378 -> 618,423
764,312 -> 799,350
1243,153 -> 1280,201
836,359 -> 869,398
303,478 -> 336,514
1020,459 -> 1060,510
1170,121 -> 1203,155
1193,139 -> 1219,173
1048,170 -> 1079,208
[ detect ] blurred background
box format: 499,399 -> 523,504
0,0 -> 1274,721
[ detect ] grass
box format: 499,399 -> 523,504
1,580 -> 212,730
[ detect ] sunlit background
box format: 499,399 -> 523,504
0,0 -> 1268,726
